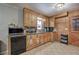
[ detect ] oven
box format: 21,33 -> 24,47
9,28 -> 26,55
10,35 -> 26,55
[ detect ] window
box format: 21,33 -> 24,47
37,17 -> 44,33
72,18 -> 79,31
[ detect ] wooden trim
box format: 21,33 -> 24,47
23,8 -> 25,28
55,12 -> 68,19
8,36 -> 11,55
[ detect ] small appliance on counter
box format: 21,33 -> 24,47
8,27 -> 26,55
25,27 -> 36,34
44,27 -> 49,32
49,27 -> 54,32
44,27 -> 54,32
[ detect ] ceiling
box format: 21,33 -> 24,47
9,3 -> 79,17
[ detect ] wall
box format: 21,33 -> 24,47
50,10 -> 79,46
0,4 -> 23,54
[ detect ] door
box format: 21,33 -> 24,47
56,17 -> 69,41
69,16 -> 79,46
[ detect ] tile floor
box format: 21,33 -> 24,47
21,42 -> 79,55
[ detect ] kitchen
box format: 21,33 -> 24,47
0,3 -> 79,55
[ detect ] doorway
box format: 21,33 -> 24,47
55,17 -> 69,41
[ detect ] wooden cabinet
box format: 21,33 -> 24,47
31,15 -> 37,27
43,33 -> 47,43
23,8 -> 49,27
38,34 -> 43,44
50,32 -> 54,42
24,8 -> 37,27
49,17 -> 55,27
42,33 -> 51,43
26,32 -> 52,50
37,34 -> 45,45
24,12 -> 31,27
44,17 -> 49,27
26,34 -> 39,50
26,35 -> 31,50
53,32 -> 58,41
47,32 -> 51,42
30,12 -> 37,27
38,33 -> 51,45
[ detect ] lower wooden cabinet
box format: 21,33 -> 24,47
44,32 -> 51,42
26,32 -> 53,50
26,35 -> 30,47
50,32 -> 54,42
43,33 -> 49,43
38,34 -> 43,44
26,35 -> 38,50
53,32 -> 58,41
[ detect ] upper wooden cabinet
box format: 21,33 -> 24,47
44,17 -> 49,27
23,9 -> 31,27
23,8 -> 49,27
49,17 -> 55,27
23,8 -> 37,27
31,14 -> 37,27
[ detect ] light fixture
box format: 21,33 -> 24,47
55,3 -> 65,9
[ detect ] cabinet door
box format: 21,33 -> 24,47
43,33 -> 47,43
50,17 -> 55,27
46,33 -> 51,42
26,35 -> 38,50
36,34 -> 40,45
31,14 -> 37,27
24,12 -> 31,27
38,34 -> 43,44
50,32 -> 54,42
44,17 -> 49,27
26,35 -> 31,50
31,35 -> 38,47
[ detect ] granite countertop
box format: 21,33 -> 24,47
26,32 -> 54,35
